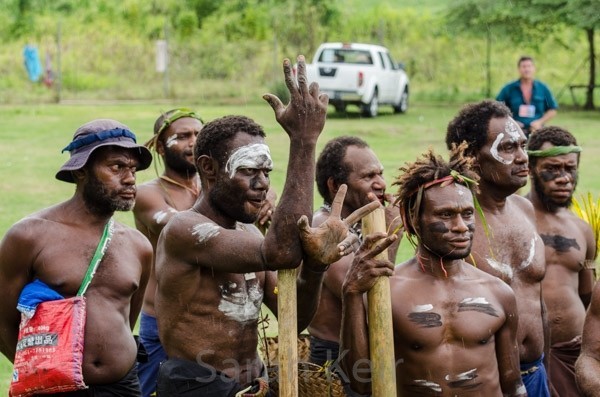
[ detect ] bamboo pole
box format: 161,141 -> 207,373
361,208 -> 398,397
277,268 -> 298,397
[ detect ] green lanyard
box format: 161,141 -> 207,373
76,219 -> 114,296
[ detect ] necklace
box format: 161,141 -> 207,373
159,175 -> 200,197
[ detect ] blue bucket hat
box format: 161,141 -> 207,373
56,119 -> 152,183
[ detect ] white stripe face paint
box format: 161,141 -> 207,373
487,257 -> 514,280
414,304 -> 433,312
218,283 -> 263,323
191,223 -> 221,244
153,208 -> 178,225
225,143 -> 273,179
490,133 -> 513,165
413,380 -> 442,393
505,118 -> 521,140
165,135 -> 178,148
460,297 -> 489,305
519,237 -> 536,269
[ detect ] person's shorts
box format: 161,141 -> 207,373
137,312 -> 167,397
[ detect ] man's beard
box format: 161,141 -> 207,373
208,179 -> 257,225
83,173 -> 135,216
164,147 -> 197,177
532,174 -> 573,212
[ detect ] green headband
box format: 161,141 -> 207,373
145,108 -> 204,150
527,145 -> 582,157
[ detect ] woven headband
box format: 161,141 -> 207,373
527,145 -> 582,157
61,128 -> 137,153
146,108 -> 203,150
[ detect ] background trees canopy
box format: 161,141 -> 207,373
0,0 -> 598,108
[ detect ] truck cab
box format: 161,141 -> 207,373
306,42 -> 409,117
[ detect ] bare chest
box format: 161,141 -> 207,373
472,218 -> 545,284
33,231 -> 142,297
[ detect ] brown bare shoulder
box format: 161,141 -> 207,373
115,222 -> 153,254
511,194 -> 535,219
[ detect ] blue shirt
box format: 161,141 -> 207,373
496,79 -> 558,129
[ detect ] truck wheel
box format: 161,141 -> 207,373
334,104 -> 346,113
362,89 -> 378,118
394,87 -> 409,114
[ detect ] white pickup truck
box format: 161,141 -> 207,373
305,42 -> 409,117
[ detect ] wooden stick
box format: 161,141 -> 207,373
277,268 -> 298,397
362,208 -> 398,397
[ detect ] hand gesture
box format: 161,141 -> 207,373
263,55 -> 329,143
342,232 -> 397,295
298,184 -> 379,267
256,187 -> 277,234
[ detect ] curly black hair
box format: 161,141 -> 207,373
527,126 -> 578,168
394,143 -> 479,238
446,100 -> 512,158
194,115 -> 266,169
316,136 -> 369,204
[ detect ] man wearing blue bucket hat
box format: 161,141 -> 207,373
0,119 -> 153,395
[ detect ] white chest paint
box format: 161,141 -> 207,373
413,304 -> 433,312
218,283 -> 263,323
460,297 -> 489,305
519,237 -> 536,270
412,380 -> 442,393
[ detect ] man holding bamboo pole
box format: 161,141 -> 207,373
340,147 -> 526,396
153,56 -> 378,396
308,136 -> 400,367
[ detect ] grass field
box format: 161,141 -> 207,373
0,101 -> 599,392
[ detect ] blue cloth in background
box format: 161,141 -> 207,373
23,44 -> 43,82
17,279 -> 64,318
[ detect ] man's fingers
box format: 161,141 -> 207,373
337,232 -> 359,256
263,94 -> 285,116
296,55 -> 310,98
297,215 -> 311,234
283,58 -> 300,102
308,82 -> 320,100
366,235 -> 398,259
330,184 -> 347,219
318,92 -> 329,106
344,200 -> 380,226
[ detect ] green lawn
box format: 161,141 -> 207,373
1,102 -> 599,391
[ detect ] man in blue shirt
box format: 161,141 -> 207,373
496,56 -> 558,136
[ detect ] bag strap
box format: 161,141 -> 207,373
77,218 -> 114,296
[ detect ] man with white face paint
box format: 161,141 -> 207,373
526,127 -> 595,397
340,146 -> 526,397
153,57 -> 378,396
446,100 -> 549,396
133,109 -> 277,396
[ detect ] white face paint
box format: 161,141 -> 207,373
225,143 -> 273,179
413,380 -> 442,393
153,208 -> 178,225
519,237 -> 536,269
165,135 -> 178,148
445,368 -> 477,381
218,284 -> 263,323
413,304 -> 433,312
490,133 -> 513,165
487,258 -> 514,280
505,118 -> 521,140
460,297 -> 489,305
191,223 -> 221,244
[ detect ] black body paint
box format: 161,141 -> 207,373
540,234 -> 580,253
408,312 -> 442,328
458,301 -> 499,317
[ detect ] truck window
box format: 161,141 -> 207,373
385,53 -> 397,70
378,52 -> 389,70
318,49 -> 373,65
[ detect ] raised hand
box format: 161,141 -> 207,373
298,184 -> 380,267
262,55 -> 329,143
342,233 -> 397,295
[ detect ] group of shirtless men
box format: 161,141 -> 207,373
0,56 -> 598,397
